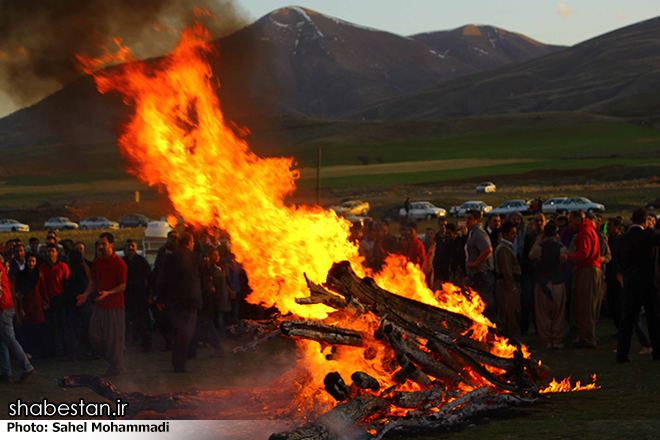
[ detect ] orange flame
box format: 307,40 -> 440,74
80,21 -> 588,411
540,374 -> 600,393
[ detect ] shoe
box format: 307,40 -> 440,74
105,369 -> 121,377
573,341 -> 596,349
639,347 -> 653,355
0,376 -> 10,384
616,356 -> 631,363
553,344 -> 564,350
16,369 -> 37,384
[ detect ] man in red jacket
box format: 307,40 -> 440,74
561,210 -> 601,348
402,222 -> 426,267
0,261 -> 36,383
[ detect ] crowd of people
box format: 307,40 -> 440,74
0,227 -> 250,382
354,207 -> 660,361
1,205 -> 659,383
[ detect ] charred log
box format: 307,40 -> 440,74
351,372 -> 380,392
280,320 -> 364,347
269,394 -> 388,440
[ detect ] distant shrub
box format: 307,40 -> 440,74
358,155 -> 371,165
375,156 -> 384,164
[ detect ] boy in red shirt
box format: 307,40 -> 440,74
39,244 -> 72,358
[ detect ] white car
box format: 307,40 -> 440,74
400,201 -> 446,220
44,217 -> 79,231
476,182 -> 496,193
79,217 -> 120,230
455,201 -> 493,217
541,197 -> 567,214
0,219 -> 29,232
490,200 -> 532,216
552,197 -> 605,214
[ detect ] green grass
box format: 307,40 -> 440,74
291,121 -> 660,168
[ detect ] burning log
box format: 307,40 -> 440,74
381,321 -> 467,386
269,394 -> 389,440
280,320 -> 364,347
388,388 -> 445,409
351,372 -> 380,392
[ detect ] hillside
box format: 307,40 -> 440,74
411,24 -> 564,72
349,16 -> 660,120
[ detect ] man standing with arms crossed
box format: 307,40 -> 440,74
561,210 -> 601,348
77,233 -> 127,376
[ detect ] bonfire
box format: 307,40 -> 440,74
64,14 -> 598,439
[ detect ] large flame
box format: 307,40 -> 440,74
80,21 -> 590,411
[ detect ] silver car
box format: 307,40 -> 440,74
0,219 -> 29,232
490,200 -> 532,216
541,197 -> 568,214
44,217 -> 79,231
455,201 -> 493,217
399,201 -> 447,220
79,217 -> 120,230
553,197 -> 605,214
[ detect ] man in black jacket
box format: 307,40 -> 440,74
123,239 -> 152,352
158,232 -> 203,372
616,208 -> 660,362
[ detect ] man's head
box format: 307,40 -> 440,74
47,231 -> 60,242
208,247 -> 220,265
13,244 -> 25,261
445,223 -> 457,240
98,232 -> 115,258
508,212 -> 522,228
465,210 -> 482,229
166,230 -> 179,249
425,228 -> 436,243
543,223 -> 558,238
487,213 -> 501,231
403,222 -> 418,240
125,239 -> 138,258
29,237 -> 39,250
534,212 -> 546,232
46,243 -> 59,264
631,208 -> 648,227
74,241 -> 85,255
568,210 -> 585,232
557,215 -> 568,231
5,239 -> 15,253
45,236 -> 57,246
606,217 -> 622,237
26,254 -> 37,271
437,217 -> 448,236
500,221 -> 518,243
178,232 -> 195,251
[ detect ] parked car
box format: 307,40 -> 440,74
399,201 -> 446,220
454,201 -> 493,217
44,217 -> 79,231
329,200 -> 370,216
541,197 -> 567,214
0,219 -> 29,232
490,200 -> 532,216
119,214 -> 150,228
79,217 -> 120,230
646,197 -> 660,210
552,197 -> 605,214
476,182 -> 496,193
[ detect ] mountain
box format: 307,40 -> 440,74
349,16 -> 660,120
411,25 -> 564,72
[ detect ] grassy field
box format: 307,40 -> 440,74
0,318 -> 658,439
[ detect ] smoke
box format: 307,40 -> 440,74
0,0 -> 251,111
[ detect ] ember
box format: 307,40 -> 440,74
71,16 -> 599,438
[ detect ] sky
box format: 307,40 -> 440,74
0,0 -> 659,118
239,0 -> 660,46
